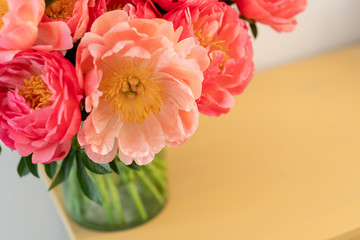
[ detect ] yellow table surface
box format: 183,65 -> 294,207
48,43 -> 360,240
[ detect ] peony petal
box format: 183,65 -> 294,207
85,139 -> 118,164
76,10 -> 206,164
46,141 -> 71,163
31,143 -> 58,164
34,22 -> 73,51
117,122 -> 149,157
91,10 -> 129,36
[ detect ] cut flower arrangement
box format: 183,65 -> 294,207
0,0 -> 306,231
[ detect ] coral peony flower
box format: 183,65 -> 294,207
235,0 -> 307,32
76,10 -> 209,165
0,50 -> 83,163
43,0 -> 90,42
0,0 -> 44,62
164,1 -> 254,116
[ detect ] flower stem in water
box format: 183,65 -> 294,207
94,175 -> 115,226
134,169 -> 165,206
121,169 -> 148,221
104,174 -> 126,225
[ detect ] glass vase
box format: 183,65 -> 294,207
61,151 -> 168,231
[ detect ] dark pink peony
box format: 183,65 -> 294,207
0,50 -> 83,163
235,0 -> 307,32
164,0 -> 254,116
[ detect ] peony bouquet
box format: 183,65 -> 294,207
0,0 -> 306,230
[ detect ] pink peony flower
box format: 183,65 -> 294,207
0,50 -> 83,163
88,0 -> 160,25
76,10 -> 209,165
0,0 -> 44,62
88,0 -> 108,29
43,0 -> 91,42
235,0 -> 307,32
164,1 -> 254,116
123,0 -> 161,19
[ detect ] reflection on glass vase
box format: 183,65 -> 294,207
62,151 -> 168,231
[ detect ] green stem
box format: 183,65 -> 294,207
121,170 -> 148,221
104,174 -> 126,225
152,157 -> 166,170
73,178 -> 83,220
66,169 -> 82,220
94,175 -> 115,226
65,173 -> 73,211
142,164 -> 167,192
134,169 -> 165,206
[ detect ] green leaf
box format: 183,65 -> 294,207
24,155 -> 39,178
44,162 -> 57,179
78,150 -> 111,174
126,161 -> 140,171
75,151 -> 102,205
71,135 -> 81,150
49,148 -> 75,190
0,144 -> 2,154
250,22 -> 258,39
17,157 -> 30,177
45,0 -> 57,8
109,157 -> 120,174
239,15 -> 258,39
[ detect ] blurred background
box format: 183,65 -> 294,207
1,1 -> 360,239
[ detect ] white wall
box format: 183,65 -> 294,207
0,147 -> 67,240
253,0 -> 360,71
1,1 -> 360,239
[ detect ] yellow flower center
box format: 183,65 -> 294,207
194,27 -> 230,70
0,0 -> 9,30
108,3 -> 124,11
194,28 -> 229,53
99,60 -> 165,124
18,76 -> 53,109
45,0 -> 77,19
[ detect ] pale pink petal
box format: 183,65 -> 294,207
91,10 -> 129,36
118,151 -> 134,165
155,72 -> 195,111
134,153 -> 154,165
156,102 -> 185,144
34,22 -> 73,51
77,10 -> 206,164
92,101 -> 116,134
139,116 -> 166,154
85,140 -> 118,164
117,122 -> 149,158
0,0 -> 44,62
